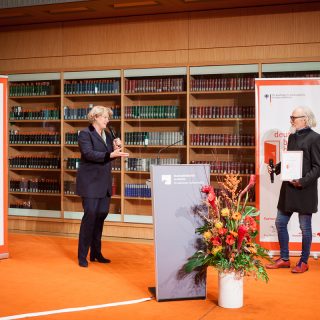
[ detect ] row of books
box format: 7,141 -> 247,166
66,157 -> 121,171
64,79 -> 120,95
9,179 -> 60,193
10,201 -> 32,209
263,72 -> 320,78
190,161 -> 255,174
190,106 -> 255,119
125,157 -> 180,172
64,181 -> 76,195
124,183 -> 151,198
9,82 -> 55,96
125,105 -> 179,119
10,106 -> 60,120
125,78 -> 185,93
63,105 -> 121,120
9,156 -> 60,169
190,76 -> 255,91
124,131 -> 184,146
65,132 -> 80,145
190,134 -> 255,146
9,131 -> 61,144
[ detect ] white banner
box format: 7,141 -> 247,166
0,76 -> 8,258
255,78 -> 320,254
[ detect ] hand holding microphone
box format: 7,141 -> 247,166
108,124 -> 122,148
268,159 -> 275,183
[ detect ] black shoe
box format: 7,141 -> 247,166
79,259 -> 88,268
90,255 -> 111,263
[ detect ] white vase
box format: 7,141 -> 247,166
218,271 -> 243,308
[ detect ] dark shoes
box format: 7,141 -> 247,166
79,259 -> 88,268
291,261 -> 309,273
266,258 -> 291,269
90,254 -> 111,264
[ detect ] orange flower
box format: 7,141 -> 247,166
226,234 -> 235,245
229,231 -> 238,237
218,227 -> 227,235
232,211 -> 241,220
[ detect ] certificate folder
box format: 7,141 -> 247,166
281,151 -> 303,181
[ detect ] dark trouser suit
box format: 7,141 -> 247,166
78,196 -> 111,263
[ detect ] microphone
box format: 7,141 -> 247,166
269,159 -> 274,183
108,124 -> 121,147
157,139 -> 183,165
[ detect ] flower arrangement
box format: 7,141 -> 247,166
185,174 -> 270,282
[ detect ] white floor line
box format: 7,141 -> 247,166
0,297 -> 153,320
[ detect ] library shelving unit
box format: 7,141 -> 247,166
62,70 -> 122,223
261,61 -> 320,78
123,67 -> 187,223
8,73 -> 62,219
189,64 -> 258,203
8,62 -> 320,239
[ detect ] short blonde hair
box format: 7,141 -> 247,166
87,106 -> 113,123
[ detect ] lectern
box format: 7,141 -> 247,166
151,164 -> 210,301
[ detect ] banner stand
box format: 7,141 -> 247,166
255,78 -> 320,257
0,75 -> 8,260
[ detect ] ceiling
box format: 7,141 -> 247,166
0,0 -> 319,28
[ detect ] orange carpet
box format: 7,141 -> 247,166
0,233 -> 320,320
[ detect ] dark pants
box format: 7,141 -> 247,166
78,196 -> 111,263
275,210 -> 312,263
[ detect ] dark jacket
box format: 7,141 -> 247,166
277,127 -> 320,214
76,124 -> 114,198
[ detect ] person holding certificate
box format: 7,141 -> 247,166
266,107 -> 320,273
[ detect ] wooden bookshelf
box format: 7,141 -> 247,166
7,62 -> 320,240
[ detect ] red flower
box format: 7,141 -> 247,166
226,235 -> 235,245
201,185 -> 214,194
237,225 -> 248,250
211,236 -> 222,246
239,174 -> 256,199
244,216 -> 257,232
201,185 -> 218,214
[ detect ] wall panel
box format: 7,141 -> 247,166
0,23 -> 63,60
0,57 -> 63,74
188,43 -> 320,65
189,8 -> 295,49
62,13 -> 189,56
62,50 -> 189,71
0,5 -> 320,74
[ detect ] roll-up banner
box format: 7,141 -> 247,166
0,76 -> 8,259
255,78 -> 320,256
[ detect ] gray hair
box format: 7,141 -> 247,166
87,105 -> 113,123
294,106 -> 317,128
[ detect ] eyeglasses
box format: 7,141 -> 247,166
290,116 -> 305,121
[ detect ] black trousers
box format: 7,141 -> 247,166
78,196 -> 111,262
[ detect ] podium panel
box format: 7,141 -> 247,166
151,164 -> 210,301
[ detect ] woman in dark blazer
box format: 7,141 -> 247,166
266,107 -> 320,273
76,106 -> 128,267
